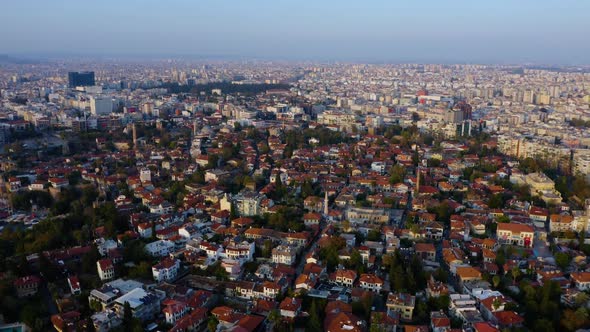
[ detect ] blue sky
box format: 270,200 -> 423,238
1,0 -> 589,64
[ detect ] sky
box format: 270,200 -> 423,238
1,0 -> 589,64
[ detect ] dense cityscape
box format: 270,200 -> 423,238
0,59 -> 589,332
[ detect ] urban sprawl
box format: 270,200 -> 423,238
0,61 -> 590,332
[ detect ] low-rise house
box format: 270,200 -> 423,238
223,241 -> 255,263
162,299 -> 189,325
91,309 -> 122,332
169,307 -> 208,332
479,295 -> 508,320
14,275 -> 41,298
113,288 -> 162,321
571,272 -> 590,291
51,311 -> 81,332
427,276 -> 449,298
279,297 -> 302,318
370,311 -> 399,332
145,240 -> 175,257
303,212 -> 322,227
358,273 -> 384,292
472,322 -> 500,332
449,293 -> 482,323
152,258 -> 181,282
325,311 -> 364,332
492,311 -> 524,329
7,177 -> 21,192
456,266 -> 482,285
272,245 -> 297,266
430,310 -> 451,332
49,177 -> 69,189
68,276 -> 81,295
88,279 -> 145,310
211,306 -> 242,328
330,269 -> 357,288
137,222 -> 153,238
549,213 -> 574,233
304,196 -> 324,213
496,223 -> 534,247
295,273 -> 318,291
415,242 -> 436,261
386,292 -> 416,321
97,259 -> 115,281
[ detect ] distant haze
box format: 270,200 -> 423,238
2,0 -> 589,64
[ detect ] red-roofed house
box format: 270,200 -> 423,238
162,299 -> 188,325
330,269 -> 357,288
571,272 -> 590,291
279,297 -> 302,318
97,258 -> 115,281
496,223 -> 534,248
430,311 -> 451,332
492,311 -> 524,329
169,307 -> 208,332
359,273 -> 384,292
152,258 -> 181,282
473,322 -> 500,332
14,275 -> 41,298
67,276 -> 81,295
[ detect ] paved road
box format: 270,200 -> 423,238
295,227 -> 321,276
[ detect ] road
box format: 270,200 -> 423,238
295,225 -> 321,277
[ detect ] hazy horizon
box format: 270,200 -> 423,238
2,0 -> 589,65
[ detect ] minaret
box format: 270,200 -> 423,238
193,120 -> 197,137
323,190 -> 329,216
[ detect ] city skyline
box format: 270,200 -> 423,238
2,0 -> 590,65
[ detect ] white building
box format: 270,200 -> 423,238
144,240 -> 175,257
139,168 -> 151,182
97,259 -> 115,281
113,288 -> 162,321
272,245 -> 297,266
152,258 -> 180,282
223,241 -> 255,263
90,95 -> 113,115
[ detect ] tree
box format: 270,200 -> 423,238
268,309 -> 280,325
349,249 -> 364,274
122,301 -> 133,328
511,266 -> 521,284
128,261 -> 152,280
306,301 -> 322,332
82,245 -> 101,274
370,312 -> 385,332
432,267 -> 449,283
366,229 -> 381,241
428,201 -> 452,224
208,316 -> 219,332
488,193 -> 505,209
496,215 -> 510,223
492,275 -> 501,288
207,154 -> 219,169
389,165 -> 406,184
341,220 -> 351,232
89,298 -> 103,312
261,239 -> 273,258
561,308 -> 589,331
555,252 -> 571,270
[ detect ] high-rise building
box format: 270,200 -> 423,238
523,90 -> 535,104
68,71 -> 95,88
90,95 -> 113,115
